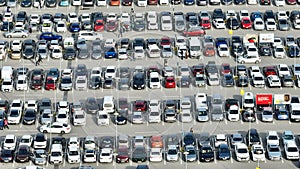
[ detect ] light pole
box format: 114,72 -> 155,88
114,112 -> 119,151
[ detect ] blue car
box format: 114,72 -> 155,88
104,47 -> 117,58
276,108 -> 289,120
39,32 -> 63,41
69,23 -> 81,33
250,12 -> 263,22
59,0 -> 69,6
184,0 -> 195,5
217,144 -> 231,160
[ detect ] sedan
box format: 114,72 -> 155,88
39,122 -> 71,134
132,147 -> 147,162
217,144 -> 231,160
183,27 -> 206,36
23,109 -> 36,125
267,144 -> 282,160
4,29 -> 29,38
106,20 -> 118,32
165,76 -> 176,88
241,17 -> 252,29
199,145 -> 214,162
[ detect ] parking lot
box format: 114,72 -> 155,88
1,0 -> 300,169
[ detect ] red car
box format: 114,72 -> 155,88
116,148 -> 129,163
160,36 -> 172,47
200,17 -> 211,29
192,65 -> 205,76
241,17 -> 252,29
286,0 -> 296,4
263,66 -> 277,77
106,20 -> 118,32
45,77 -> 56,90
220,63 -> 231,75
165,76 -> 176,88
94,20 -> 105,32
134,100 -> 147,111
183,27 -> 206,37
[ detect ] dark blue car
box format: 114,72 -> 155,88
184,0 -> 195,5
104,47 -> 117,58
289,45 -> 300,57
250,12 -> 263,22
183,132 -> 195,146
39,32 -> 62,41
69,23 -> 81,33
217,144 -> 231,160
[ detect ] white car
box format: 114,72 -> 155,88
150,148 -> 163,162
267,75 -> 281,87
214,134 -> 228,147
166,145 -> 179,161
137,0 -> 147,6
10,99 -> 24,111
147,11 -> 158,30
253,18 -> 265,30
57,101 -> 69,113
84,149 -> 97,163
33,133 -> 47,149
181,109 -> 193,123
149,100 -> 160,112
227,105 -> 240,121
2,78 -> 13,92
252,73 -> 265,88
29,14 -> 41,24
41,20 -> 53,32
68,137 -> 80,150
246,44 -> 259,57
3,134 -> 17,150
235,143 -> 250,162
75,76 -> 87,90
213,18 -> 226,29
15,75 -> 28,91
265,19 -> 277,31
239,10 -> 250,20
266,131 -> 280,146
84,136 -> 96,150
225,10 -> 237,20
90,67 -> 102,78
8,109 -> 22,124
161,15 -> 172,31
39,122 -> 72,134
180,97 -> 192,109
50,144 -> 64,164
132,111 -> 144,124
97,110 -> 109,126
149,72 -> 161,89
251,145 -> 266,161
282,130 -> 296,145
99,148 -> 113,163
293,19 -> 300,29
55,21 -> 67,33
19,135 -> 33,147
218,44 -> 230,57
80,13 -> 91,22
73,110 -> 86,126
105,66 -> 116,79
56,109 -> 69,124
118,48 -> 129,60
67,146 -> 81,164
277,64 -> 291,77
274,0 -> 285,6
247,0 -> 257,4
273,45 -> 286,58
277,11 -> 289,20
68,13 -> 79,23
285,141 -> 299,160
106,13 -> 117,22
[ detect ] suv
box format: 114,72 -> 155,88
246,128 -> 261,146
1,78 -> 13,92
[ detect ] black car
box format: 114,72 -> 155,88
212,9 -> 225,20
183,132 -> 195,147
85,97 -> 99,114
259,44 -> 272,56
179,76 -> 190,88
217,144 -> 231,160
132,72 -> 145,90
199,145 -> 214,162
103,78 -> 114,89
234,0 -> 245,4
225,98 -> 239,111
132,147 -> 147,162
242,109 -> 256,122
115,110 -> 128,125
89,76 -> 101,89
122,0 -> 132,5
100,136 -> 114,149
237,75 -> 249,87
23,46 -> 35,59
132,38 -> 145,49
38,98 -> 52,113
226,18 -> 239,30
21,0 -> 31,6
23,109 -> 36,125
0,0 -> 6,6
16,145 -> 30,162
63,47 -> 76,60
92,12 -> 104,23
45,0 -> 57,7
221,0 -> 232,5
246,128 -> 261,146
222,74 -> 234,87
0,149 -> 14,162
264,10 -> 275,21
1,22 -> 14,31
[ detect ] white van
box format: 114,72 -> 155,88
243,92 -> 255,109
149,72 -> 161,89
1,66 -> 13,79
188,37 -> 201,59
103,96 -> 115,113
147,44 -> 160,58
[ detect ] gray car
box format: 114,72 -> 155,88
119,67 -> 130,78
133,20 -> 146,31
85,97 -> 99,114
119,77 -> 130,90
198,132 -> 211,147
77,47 -> 89,59
179,76 -> 190,88
60,76 -> 73,91
278,19 -> 290,31
184,145 -> 197,162
39,98 -> 52,113
92,45 -> 102,59
32,149 -> 48,165
40,109 -> 53,125
281,75 -> 294,87
37,46 -> 48,59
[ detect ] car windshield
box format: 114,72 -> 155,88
237,148 -> 248,153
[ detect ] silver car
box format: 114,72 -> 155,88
4,29 -> 29,38
32,149 -> 48,165
278,19 -> 290,31
77,47 -> 89,59
60,76 -> 73,91
267,144 -> 282,160
75,76 -> 87,90
40,109 -> 53,125
119,77 -> 130,90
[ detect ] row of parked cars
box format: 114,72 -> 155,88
1,129 -> 299,165
2,9 -> 300,39
3,0 -> 300,8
